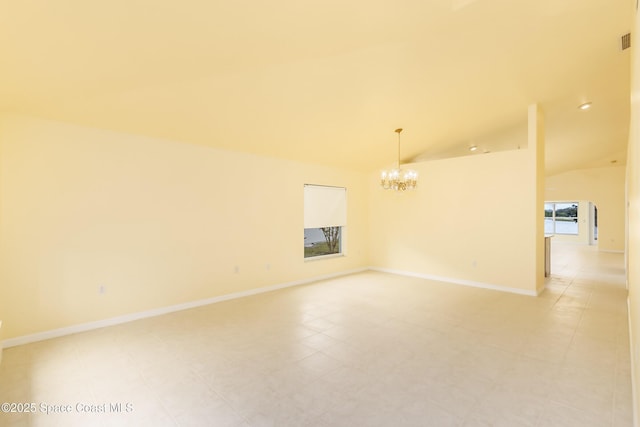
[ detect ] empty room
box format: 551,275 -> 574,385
1,1 -> 640,426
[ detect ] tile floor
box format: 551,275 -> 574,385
0,242 -> 633,426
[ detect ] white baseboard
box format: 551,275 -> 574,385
1,266 -> 540,349
2,268 -> 367,349
600,249 -> 625,254
370,267 -> 539,296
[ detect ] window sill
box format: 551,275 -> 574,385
304,253 -> 345,262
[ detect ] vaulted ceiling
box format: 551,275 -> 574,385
0,0 -> 632,175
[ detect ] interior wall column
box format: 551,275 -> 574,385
528,103 -> 546,293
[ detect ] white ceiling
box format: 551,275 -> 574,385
0,0 -> 632,175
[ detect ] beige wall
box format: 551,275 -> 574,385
546,166 -> 626,252
0,114 -> 369,340
369,106 -> 543,295
0,116 -> 3,361
0,119 -> 7,362
627,3 -> 640,424
369,147 -> 540,294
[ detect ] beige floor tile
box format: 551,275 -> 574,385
1,413 -> 33,427
171,397 -> 246,427
537,400 -> 613,427
0,242 -> 632,426
395,399 -> 461,427
464,384 -> 546,426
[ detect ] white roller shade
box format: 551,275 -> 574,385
304,185 -> 347,228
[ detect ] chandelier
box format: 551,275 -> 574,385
380,128 -> 418,191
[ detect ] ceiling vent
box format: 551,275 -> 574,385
622,33 -> 631,51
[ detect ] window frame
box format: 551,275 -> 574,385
304,226 -> 344,260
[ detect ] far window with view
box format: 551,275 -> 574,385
545,202 -> 579,235
304,185 -> 346,259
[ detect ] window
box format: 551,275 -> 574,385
545,202 -> 578,235
304,185 -> 346,259
304,227 -> 342,258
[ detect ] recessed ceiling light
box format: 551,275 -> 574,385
611,160 -> 618,164
469,145 -> 478,152
578,102 -> 592,110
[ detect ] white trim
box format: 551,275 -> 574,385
2,268 -> 367,349
629,298 -> 639,427
600,249 -> 625,254
304,253 -> 345,262
370,267 -> 539,296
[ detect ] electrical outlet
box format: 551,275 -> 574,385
234,266 -> 240,274
266,263 -> 271,271
99,285 -> 106,294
